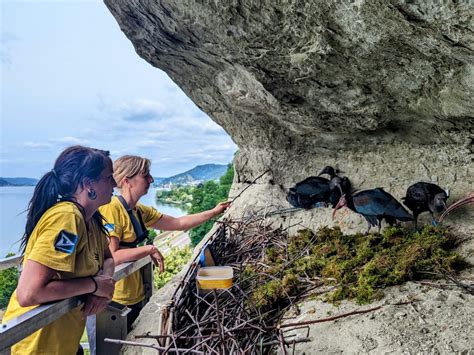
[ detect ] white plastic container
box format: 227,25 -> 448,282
196,266 -> 233,290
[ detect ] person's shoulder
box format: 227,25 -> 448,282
100,196 -> 121,212
136,202 -> 154,212
99,196 -> 127,224
45,201 -> 82,218
110,195 -> 122,207
36,201 -> 84,232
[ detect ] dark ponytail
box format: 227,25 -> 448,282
20,146 -> 111,254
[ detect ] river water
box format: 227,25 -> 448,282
0,186 -> 186,257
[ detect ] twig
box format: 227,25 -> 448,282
228,169 -> 271,202
279,301 -> 413,329
441,269 -> 474,294
103,338 -> 205,354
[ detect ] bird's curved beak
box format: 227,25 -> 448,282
332,194 -> 346,220
438,193 -> 474,222
440,199 -> 447,211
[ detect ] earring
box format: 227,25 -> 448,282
88,189 -> 97,200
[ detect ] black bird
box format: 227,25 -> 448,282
333,188 -> 413,234
318,166 -> 352,207
286,176 -> 331,209
402,182 -> 449,228
318,166 -> 342,179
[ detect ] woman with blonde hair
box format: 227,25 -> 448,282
100,155 -> 230,330
2,146 -> 116,355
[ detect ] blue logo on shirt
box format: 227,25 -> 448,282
54,230 -> 79,254
105,223 -> 115,233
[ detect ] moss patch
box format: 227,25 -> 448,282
247,225 -> 467,307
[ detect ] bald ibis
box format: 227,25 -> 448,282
286,176 -> 331,209
318,166 -> 352,207
402,182 -> 448,227
333,188 -> 413,234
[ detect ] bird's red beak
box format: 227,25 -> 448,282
332,195 -> 346,220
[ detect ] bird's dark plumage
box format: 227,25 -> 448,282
334,188 -> 413,234
286,176 -> 331,209
403,182 -> 448,227
318,166 -> 352,207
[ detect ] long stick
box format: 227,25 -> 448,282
103,338 -> 205,354
229,169 -> 271,202
279,301 -> 413,329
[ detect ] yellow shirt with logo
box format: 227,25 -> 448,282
99,196 -> 162,305
2,201 -> 109,355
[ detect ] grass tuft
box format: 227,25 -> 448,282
247,225 -> 467,306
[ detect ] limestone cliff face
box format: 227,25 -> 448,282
105,2 -> 473,353
105,0 -> 473,142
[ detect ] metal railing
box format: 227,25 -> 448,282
0,256 -> 153,354
0,255 -> 21,271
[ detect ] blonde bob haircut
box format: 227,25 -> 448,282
113,155 -> 151,189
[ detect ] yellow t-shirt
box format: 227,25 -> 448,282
2,201 -> 109,355
99,196 -> 162,305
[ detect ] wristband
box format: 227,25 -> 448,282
89,276 -> 98,294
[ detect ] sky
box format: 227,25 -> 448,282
0,0 -> 237,178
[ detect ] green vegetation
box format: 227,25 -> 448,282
0,253 -> 19,309
244,226 -> 466,308
134,228 -> 158,247
154,246 -> 193,289
156,164 -> 234,246
156,187 -> 193,208
188,164 -> 234,246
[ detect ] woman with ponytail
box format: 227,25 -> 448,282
2,145 -> 117,355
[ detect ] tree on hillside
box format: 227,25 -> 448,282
0,253 -> 18,309
189,164 -> 234,246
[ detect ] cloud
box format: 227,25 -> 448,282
91,97 -> 231,149
119,99 -> 166,122
23,142 -> 53,150
98,97 -> 196,124
86,95 -> 238,176
22,136 -> 91,151
123,111 -> 157,122
53,136 -> 91,146
0,31 -> 19,66
135,139 -> 166,148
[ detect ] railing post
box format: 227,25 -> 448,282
142,261 -> 154,303
95,258 -> 153,354
96,302 -> 131,355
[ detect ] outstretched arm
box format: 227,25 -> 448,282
151,202 -> 230,231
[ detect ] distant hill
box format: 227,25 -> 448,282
0,177 -> 38,186
155,164 -> 228,186
0,178 -> 12,186
153,177 -> 166,185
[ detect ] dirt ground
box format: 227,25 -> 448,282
280,281 -> 474,354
